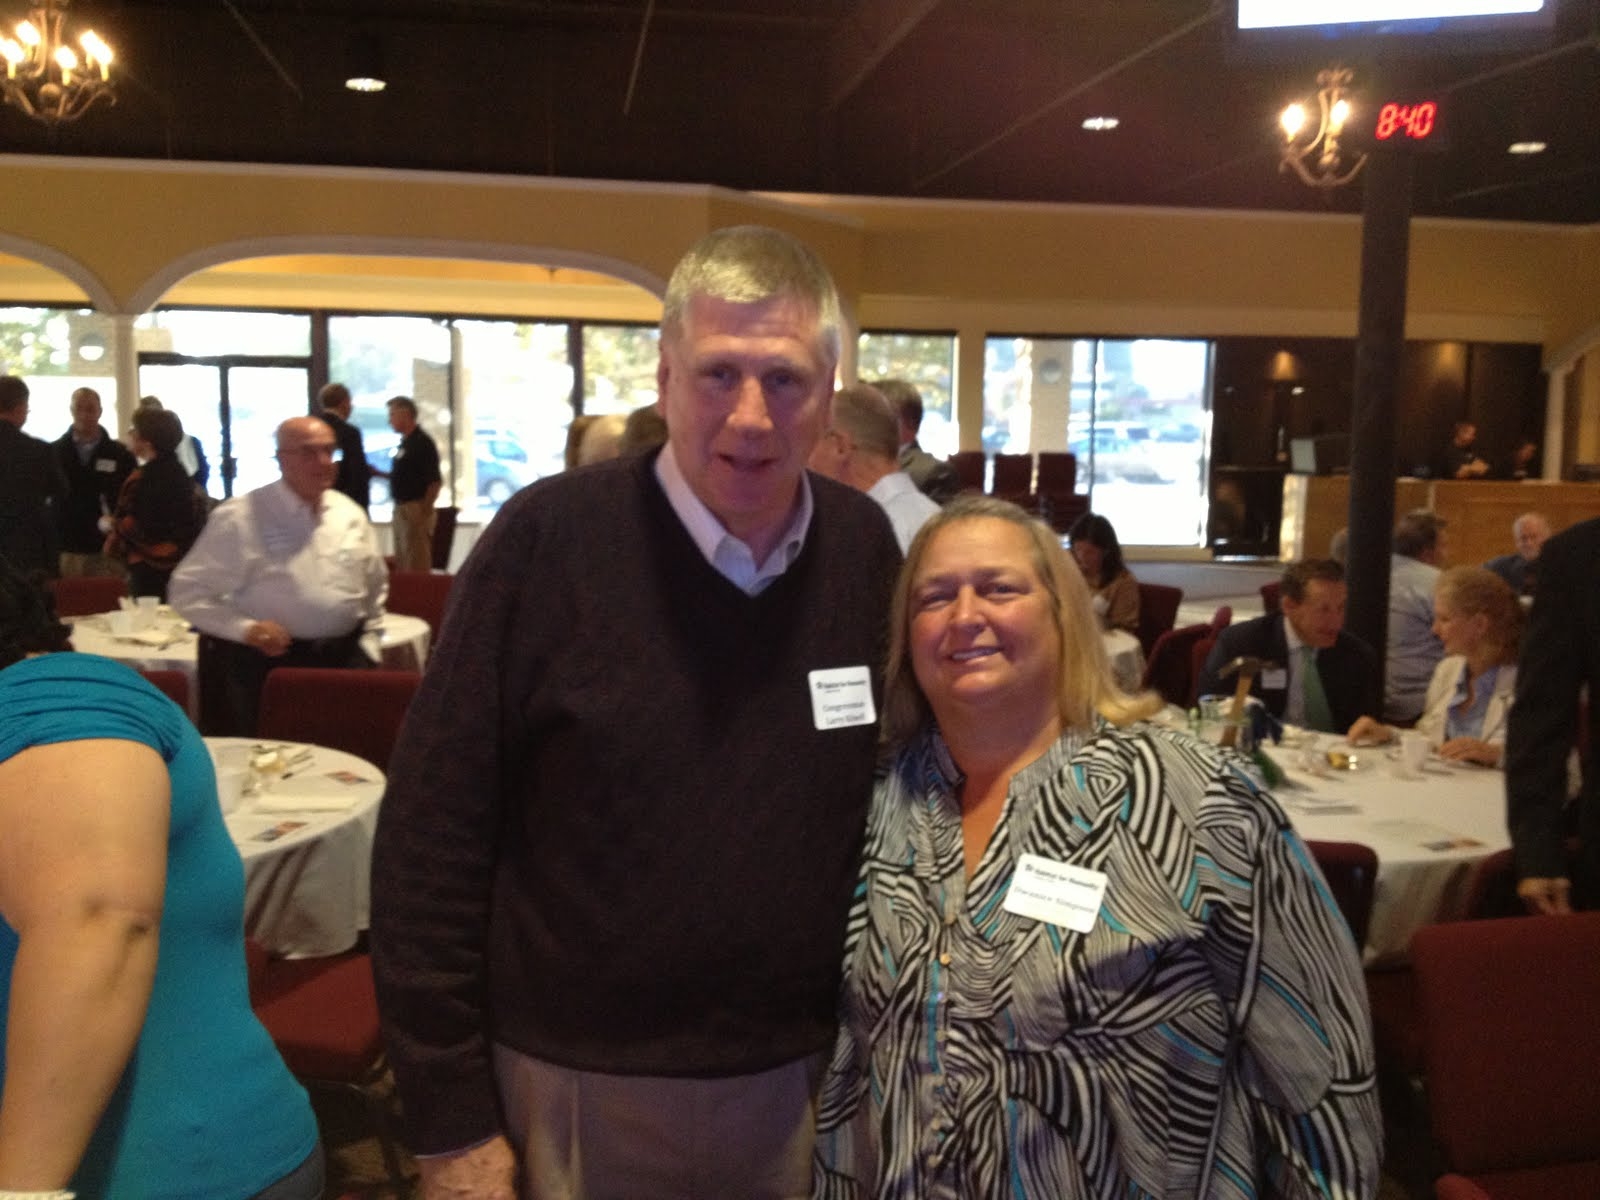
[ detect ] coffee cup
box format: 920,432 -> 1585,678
1398,731 -> 1431,777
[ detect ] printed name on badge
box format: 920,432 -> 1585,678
1261,667 -> 1287,690
1002,853 -> 1109,933
808,666 -> 876,731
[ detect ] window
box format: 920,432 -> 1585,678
328,316 -> 453,514
582,323 -> 660,415
0,307 -> 118,436
858,331 -> 957,458
984,335 -> 1213,546
456,319 -> 574,513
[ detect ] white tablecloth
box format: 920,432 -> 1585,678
70,611 -> 432,718
210,737 -> 384,959
1103,629 -> 1144,692
1270,746 -> 1509,965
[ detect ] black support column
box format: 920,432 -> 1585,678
1344,147 -> 1415,678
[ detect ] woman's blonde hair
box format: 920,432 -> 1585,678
1436,565 -> 1522,664
881,495 -> 1160,749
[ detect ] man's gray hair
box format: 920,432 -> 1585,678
831,383 -> 899,460
661,225 -> 843,364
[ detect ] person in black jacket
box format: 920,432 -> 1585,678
106,408 -> 206,600
316,382 -> 372,512
0,374 -> 67,577
1197,558 -> 1379,734
1506,516 -> 1600,914
54,386 -> 135,578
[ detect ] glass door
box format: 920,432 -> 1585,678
138,356 -> 311,500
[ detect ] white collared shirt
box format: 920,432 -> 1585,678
653,441 -> 813,596
1283,617 -> 1308,726
169,479 -> 387,643
866,470 -> 940,553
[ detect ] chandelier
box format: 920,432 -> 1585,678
0,0 -> 114,124
1279,68 -> 1366,190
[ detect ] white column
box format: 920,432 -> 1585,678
1543,363 -> 1570,481
112,313 -> 138,438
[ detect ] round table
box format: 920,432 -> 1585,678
70,610 -> 432,718
209,737 -> 385,958
1264,741 -> 1508,966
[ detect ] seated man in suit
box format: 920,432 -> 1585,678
1197,558 -> 1379,734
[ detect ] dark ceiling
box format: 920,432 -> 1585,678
7,0 -> 1600,224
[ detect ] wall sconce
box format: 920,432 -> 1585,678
1280,67 -> 1366,190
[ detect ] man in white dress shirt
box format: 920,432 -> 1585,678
170,416 -> 386,735
808,382 -> 940,552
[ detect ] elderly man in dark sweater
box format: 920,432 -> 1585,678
371,226 -> 902,1199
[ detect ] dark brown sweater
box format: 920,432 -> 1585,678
371,450 -> 901,1153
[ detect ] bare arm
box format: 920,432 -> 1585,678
0,739 -> 169,1188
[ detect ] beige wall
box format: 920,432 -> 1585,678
1,154 -> 1598,450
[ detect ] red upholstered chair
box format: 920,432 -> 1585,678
1035,451 -> 1077,495
256,667 -> 421,773
1134,582 -> 1183,658
1305,840 -> 1378,949
247,941 -> 411,1196
1413,914 -> 1600,1198
385,570 -> 456,638
947,451 -> 986,494
1259,580 -> 1281,616
1140,623 -> 1210,708
49,575 -> 128,617
137,668 -> 190,714
1207,604 -> 1232,636
990,452 -> 1034,498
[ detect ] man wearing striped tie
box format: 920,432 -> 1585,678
1198,558 -> 1380,734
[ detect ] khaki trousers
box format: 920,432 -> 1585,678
391,499 -> 435,571
493,1044 -> 823,1200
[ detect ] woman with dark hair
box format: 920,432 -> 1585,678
813,497 -> 1380,1198
106,407 -> 206,600
1067,510 -> 1140,634
0,560 -> 322,1197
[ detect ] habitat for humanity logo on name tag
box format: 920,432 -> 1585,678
1002,853 -> 1109,933
808,666 -> 876,731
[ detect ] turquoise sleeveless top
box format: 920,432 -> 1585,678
0,653 -> 317,1199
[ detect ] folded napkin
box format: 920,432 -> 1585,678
254,790 -> 359,814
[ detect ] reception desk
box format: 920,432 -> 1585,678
1280,477 -> 1600,565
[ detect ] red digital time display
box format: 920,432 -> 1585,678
1375,100 -> 1439,141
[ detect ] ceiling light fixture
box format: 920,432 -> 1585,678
1507,140 -> 1546,155
1081,116 -> 1119,132
0,0 -> 114,123
344,31 -> 385,93
1279,67 -> 1366,189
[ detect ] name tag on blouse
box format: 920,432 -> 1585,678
807,666 -> 876,731
1003,854 -> 1108,933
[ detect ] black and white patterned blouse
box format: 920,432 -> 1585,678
813,721 -> 1381,1199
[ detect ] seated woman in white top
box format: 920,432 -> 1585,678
1348,566 -> 1520,766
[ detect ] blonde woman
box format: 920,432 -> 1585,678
814,496 -> 1381,1199
1349,566 -> 1520,766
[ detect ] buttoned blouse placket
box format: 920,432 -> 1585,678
909,732 -> 1087,1196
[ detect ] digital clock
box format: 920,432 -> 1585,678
1374,100 -> 1439,142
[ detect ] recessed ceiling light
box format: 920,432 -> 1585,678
1508,140 -> 1547,155
1082,116 -> 1119,132
345,76 -> 386,93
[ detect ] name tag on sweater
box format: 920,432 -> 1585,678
95,458 -> 119,473
808,666 -> 876,730
1003,854 -> 1108,933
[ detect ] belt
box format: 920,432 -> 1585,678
289,629 -> 363,654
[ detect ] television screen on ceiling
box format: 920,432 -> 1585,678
1232,0 -> 1554,54
1238,1 -> 1548,30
